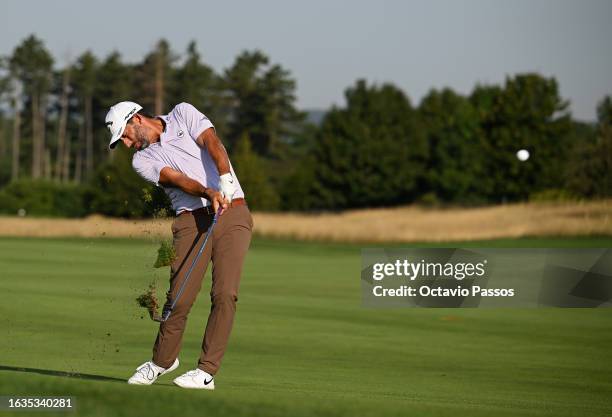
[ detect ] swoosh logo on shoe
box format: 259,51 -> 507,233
204,377 -> 213,385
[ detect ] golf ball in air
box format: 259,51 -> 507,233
516,149 -> 530,161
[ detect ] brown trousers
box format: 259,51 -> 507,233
152,204 -> 253,375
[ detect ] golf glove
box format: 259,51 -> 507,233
219,173 -> 237,203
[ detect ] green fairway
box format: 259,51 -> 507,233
0,236 -> 611,417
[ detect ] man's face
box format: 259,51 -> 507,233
121,117 -> 150,151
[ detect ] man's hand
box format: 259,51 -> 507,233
205,189 -> 229,214
219,173 -> 237,203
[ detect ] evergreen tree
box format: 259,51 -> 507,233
224,50 -> 303,156
134,39 -> 176,114
0,58 -> 14,184
311,80 -> 427,209
72,51 -> 98,180
96,52 -> 134,111
596,96 -> 612,127
51,63 -> 71,182
95,51 -> 135,159
9,35 -> 54,179
471,74 -> 572,202
171,41 -> 226,136
231,133 -> 279,210
419,88 -> 486,203
566,96 -> 612,198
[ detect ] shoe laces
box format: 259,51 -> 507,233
136,362 -> 159,380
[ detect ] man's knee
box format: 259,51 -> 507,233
164,289 -> 195,316
211,292 -> 238,307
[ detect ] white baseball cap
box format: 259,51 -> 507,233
105,101 -> 143,149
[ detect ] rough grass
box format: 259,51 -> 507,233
0,200 -> 611,242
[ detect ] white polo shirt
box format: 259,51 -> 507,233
132,102 -> 245,214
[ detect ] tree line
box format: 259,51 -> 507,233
0,35 -> 609,217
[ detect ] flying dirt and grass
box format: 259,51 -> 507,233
135,241 -> 176,321
136,281 -> 160,321
0,235 -> 611,417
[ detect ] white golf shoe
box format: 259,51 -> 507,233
127,358 -> 179,385
173,368 -> 215,390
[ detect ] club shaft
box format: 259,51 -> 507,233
162,210 -> 220,321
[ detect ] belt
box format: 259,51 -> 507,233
178,198 -> 247,216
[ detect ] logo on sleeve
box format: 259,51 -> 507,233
177,130 -> 184,138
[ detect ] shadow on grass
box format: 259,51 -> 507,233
0,364 -> 125,383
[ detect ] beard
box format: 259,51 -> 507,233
133,125 -> 150,150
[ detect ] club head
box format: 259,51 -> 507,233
151,309 -> 172,322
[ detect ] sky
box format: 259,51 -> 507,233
2,0 -> 611,121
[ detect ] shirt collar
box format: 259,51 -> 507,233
157,115 -> 171,146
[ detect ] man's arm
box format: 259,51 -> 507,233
159,166 -> 227,213
195,127 -> 237,202
195,128 -> 230,175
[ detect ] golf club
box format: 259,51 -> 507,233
153,208 -> 222,323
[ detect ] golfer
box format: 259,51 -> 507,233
105,101 -> 253,390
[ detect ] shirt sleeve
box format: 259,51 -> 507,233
132,154 -> 168,186
175,102 -> 215,141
